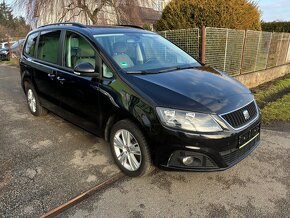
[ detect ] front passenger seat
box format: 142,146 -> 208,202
75,40 -> 96,67
113,42 -> 134,69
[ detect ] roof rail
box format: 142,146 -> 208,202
38,22 -> 86,28
117,25 -> 144,30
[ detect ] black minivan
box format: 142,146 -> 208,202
20,23 -> 261,177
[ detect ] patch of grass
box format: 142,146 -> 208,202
261,93 -> 290,124
252,74 -> 290,108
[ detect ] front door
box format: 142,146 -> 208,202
55,31 -> 102,134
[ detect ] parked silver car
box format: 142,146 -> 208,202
0,39 -> 25,61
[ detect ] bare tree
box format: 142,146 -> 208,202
14,0 -> 156,27
14,0 -> 119,25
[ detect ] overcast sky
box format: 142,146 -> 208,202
3,0 -> 290,22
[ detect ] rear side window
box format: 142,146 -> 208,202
24,33 -> 38,57
37,30 -> 61,64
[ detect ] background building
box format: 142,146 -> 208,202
33,0 -> 171,27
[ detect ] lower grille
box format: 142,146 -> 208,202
220,134 -> 259,166
168,150 -> 218,169
221,101 -> 258,129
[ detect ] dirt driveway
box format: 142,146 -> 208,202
0,65 -> 289,217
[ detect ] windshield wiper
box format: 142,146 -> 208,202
127,65 -> 197,75
154,65 -> 197,73
127,70 -> 160,74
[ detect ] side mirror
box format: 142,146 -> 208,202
74,62 -> 99,77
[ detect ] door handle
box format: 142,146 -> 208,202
48,73 -> 55,80
57,76 -> 66,84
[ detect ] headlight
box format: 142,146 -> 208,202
0,50 -> 8,55
156,107 -> 222,132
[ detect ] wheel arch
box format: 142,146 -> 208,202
104,109 -> 152,143
21,70 -> 33,94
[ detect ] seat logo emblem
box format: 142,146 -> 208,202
243,110 -> 250,120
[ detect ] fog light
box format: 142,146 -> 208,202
182,156 -> 194,165
193,157 -> 202,166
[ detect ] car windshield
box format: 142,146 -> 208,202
94,33 -> 199,73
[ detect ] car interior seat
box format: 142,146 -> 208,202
112,42 -> 134,69
75,38 -> 96,67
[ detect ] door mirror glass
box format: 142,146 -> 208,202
74,62 -> 98,77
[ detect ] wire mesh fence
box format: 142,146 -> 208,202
158,27 -> 290,77
255,31 -> 272,71
287,36 -> 290,63
224,29 -> 245,75
267,32 -> 282,68
205,28 -> 227,72
242,30 -> 260,73
159,28 -> 200,60
277,33 -> 290,65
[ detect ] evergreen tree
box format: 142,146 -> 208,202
155,0 -> 261,31
0,1 -> 31,41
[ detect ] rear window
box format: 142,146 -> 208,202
24,33 -> 38,57
37,30 -> 61,64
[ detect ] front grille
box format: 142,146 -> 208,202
221,101 -> 258,129
220,134 -> 259,165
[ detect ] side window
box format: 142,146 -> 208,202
103,63 -> 113,79
37,30 -> 61,64
64,31 -> 97,69
24,32 -> 38,57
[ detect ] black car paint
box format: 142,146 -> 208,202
20,25 -> 261,171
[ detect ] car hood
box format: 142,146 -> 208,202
128,66 -> 253,114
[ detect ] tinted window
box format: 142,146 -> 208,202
37,30 -> 61,64
64,31 -> 96,69
24,33 -> 38,57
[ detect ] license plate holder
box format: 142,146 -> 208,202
238,125 -> 260,148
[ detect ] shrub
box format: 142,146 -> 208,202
261,22 -> 290,33
155,0 -> 261,31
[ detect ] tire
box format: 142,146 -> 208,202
25,83 -> 48,116
110,119 -> 153,177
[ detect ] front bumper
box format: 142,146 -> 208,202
153,116 -> 261,171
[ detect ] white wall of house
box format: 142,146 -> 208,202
34,0 -> 171,27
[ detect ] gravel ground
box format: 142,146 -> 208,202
61,128 -> 290,218
0,65 -> 289,218
0,65 -> 119,217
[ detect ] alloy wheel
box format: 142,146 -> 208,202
27,89 -> 36,113
113,129 -> 142,171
